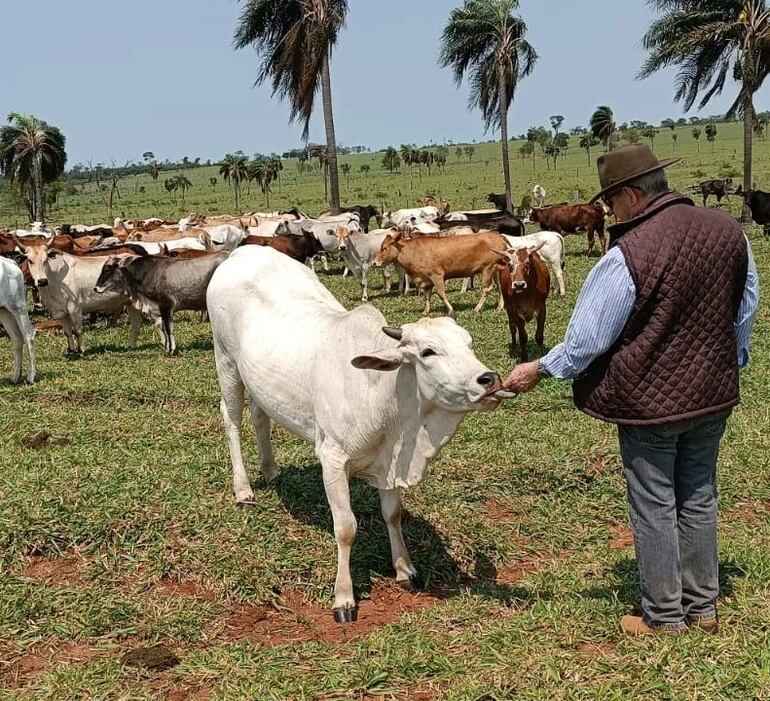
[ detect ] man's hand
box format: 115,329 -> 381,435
503,360 -> 542,393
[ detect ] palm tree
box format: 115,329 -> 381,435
590,105 -> 616,151
164,178 -> 177,203
341,162 -> 351,187
440,0 -> 537,212
148,161 -> 161,183
549,114 -> 564,136
705,122 -> 718,151
692,127 -> 702,151
643,126 -> 658,148
579,133 -> 599,165
0,112 -> 67,222
269,156 -> 284,192
172,173 -> 193,207
219,153 -> 248,211
639,0 -> 770,219
234,0 -> 348,214
382,146 -> 400,173
252,159 -> 276,208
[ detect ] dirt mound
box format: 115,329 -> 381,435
20,432 -> 70,449
122,645 -> 180,671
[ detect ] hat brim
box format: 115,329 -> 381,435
589,157 -> 682,204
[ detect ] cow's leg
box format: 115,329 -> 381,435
127,306 -> 142,349
60,316 -> 76,355
69,312 -> 85,357
495,271 -> 505,310
12,308 -> 36,384
473,267 -> 496,313
319,441 -> 357,622
432,276 -> 454,317
248,398 -> 278,483
216,346 -> 254,504
379,488 -> 418,589
383,267 -> 392,293
587,231 -> 596,256
160,308 -> 176,355
460,277 -> 470,294
552,262 -> 566,296
343,266 -> 350,278
535,304 -> 546,357
421,284 -> 434,316
517,318 -> 529,362
598,231 -> 608,256
322,254 -> 329,272
0,310 -> 23,383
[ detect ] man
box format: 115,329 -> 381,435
504,144 -> 760,636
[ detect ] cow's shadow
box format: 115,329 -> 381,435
268,462 -> 535,605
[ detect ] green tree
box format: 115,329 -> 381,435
705,122 -> 718,151
590,105 -> 616,151
578,133 -> 599,164
0,112 -> 67,222
252,159 -> 276,208
382,146 -> 401,173
172,173 -> 193,207
549,114 -> 564,136
340,162 -> 351,187
148,162 -> 161,183
639,0 -> 770,219
519,141 -> 534,160
463,144 -> 476,162
219,153 -> 248,211
455,146 -> 464,161
440,0 -> 537,212
643,126 -> 658,148
234,0 -> 348,213
692,127 -> 702,152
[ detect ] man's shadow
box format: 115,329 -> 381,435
266,462 -> 543,606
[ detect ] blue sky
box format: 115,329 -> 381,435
2,0 -> 760,165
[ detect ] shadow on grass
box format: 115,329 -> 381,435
582,556 -> 747,609
268,462 -> 535,606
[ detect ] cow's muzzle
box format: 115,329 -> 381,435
36,278 -> 49,288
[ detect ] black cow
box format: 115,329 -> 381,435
94,252 -> 228,354
319,205 -> 381,233
736,186 -> 770,236
692,178 -> 733,207
436,213 -> 525,237
487,193 -> 508,210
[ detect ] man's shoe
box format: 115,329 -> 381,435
688,616 -> 719,634
620,615 -> 683,637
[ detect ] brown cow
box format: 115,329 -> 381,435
158,244 -> 217,260
530,203 -> 607,255
496,242 -> 550,361
239,232 -> 324,263
374,231 -> 507,316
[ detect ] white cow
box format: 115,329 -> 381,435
128,237 -> 206,255
0,257 -> 36,383
207,246 -> 506,621
199,225 -> 246,252
380,207 -> 439,229
18,240 -> 142,355
533,184 -> 547,208
335,229 -> 401,301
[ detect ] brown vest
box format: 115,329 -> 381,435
573,192 -> 748,426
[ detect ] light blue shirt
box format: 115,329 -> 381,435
541,241 -> 760,380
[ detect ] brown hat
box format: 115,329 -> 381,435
590,144 -> 680,203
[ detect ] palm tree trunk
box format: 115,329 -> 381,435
742,92 -> 754,223
321,53 -> 341,214
33,151 -> 45,222
498,65 -> 512,213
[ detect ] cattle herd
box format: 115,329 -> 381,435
0,179 -> 765,621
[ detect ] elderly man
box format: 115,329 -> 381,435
504,144 -> 759,636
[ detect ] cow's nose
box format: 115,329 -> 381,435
37,278 -> 49,288
513,281 -> 527,290
476,371 -> 500,388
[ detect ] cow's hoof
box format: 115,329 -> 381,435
333,606 -> 357,623
398,575 -> 421,593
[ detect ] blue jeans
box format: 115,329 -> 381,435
617,409 -> 730,630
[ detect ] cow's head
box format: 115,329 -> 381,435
373,231 -> 405,267
528,207 -> 542,224
494,241 -> 546,294
94,255 -> 134,294
351,318 -> 504,411
14,235 -> 60,288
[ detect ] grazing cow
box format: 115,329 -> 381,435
692,178 -> 733,207
95,253 -> 228,354
487,193 -> 509,210
16,239 -> 141,355
320,205 -> 380,233
529,203 -> 607,255
207,245 -> 507,621
335,229 -> 403,301
496,243 -> 550,361
0,257 -> 36,384
380,206 -> 439,229
735,186 -> 770,236
532,184 -> 547,208
374,231 -> 507,316
239,232 -> 324,263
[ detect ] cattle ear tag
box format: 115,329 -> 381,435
351,349 -> 404,372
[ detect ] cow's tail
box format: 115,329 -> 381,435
557,233 -> 566,269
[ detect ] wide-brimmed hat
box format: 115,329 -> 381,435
590,144 -> 680,203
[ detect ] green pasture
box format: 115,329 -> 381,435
0,122 -> 769,700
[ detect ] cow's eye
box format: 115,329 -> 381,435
420,348 -> 437,358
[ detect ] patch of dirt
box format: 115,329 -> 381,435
122,644 -> 180,671
725,500 -> 770,525
574,640 -> 615,656
1,642 -> 104,686
33,391 -> 97,406
20,431 -> 71,449
496,558 -> 542,586
23,554 -> 83,586
608,524 -> 635,550
156,577 -> 217,602
215,582 -> 442,647
585,451 -> 612,476
33,319 -> 62,331
165,684 -> 215,701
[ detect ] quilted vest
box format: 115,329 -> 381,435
573,191 -> 748,426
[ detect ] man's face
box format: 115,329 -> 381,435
604,186 -> 648,223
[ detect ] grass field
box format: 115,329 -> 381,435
0,122 -> 769,700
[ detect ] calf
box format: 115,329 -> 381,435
0,257 -> 36,383
533,185 -> 546,208
530,203 -> 607,255
496,243 -> 550,361
487,192 -> 508,210
693,178 -> 733,207
239,232 -> 324,263
374,231 -> 507,316
736,186 -> 770,236
95,253 -> 228,354
320,205 -> 380,233
335,229 -> 403,301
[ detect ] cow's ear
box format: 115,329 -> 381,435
351,348 -> 404,372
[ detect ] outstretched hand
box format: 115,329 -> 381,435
503,361 -> 542,393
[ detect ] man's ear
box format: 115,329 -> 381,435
351,348 -> 405,371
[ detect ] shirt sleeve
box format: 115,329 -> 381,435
735,240 -> 760,369
541,247 -> 636,380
